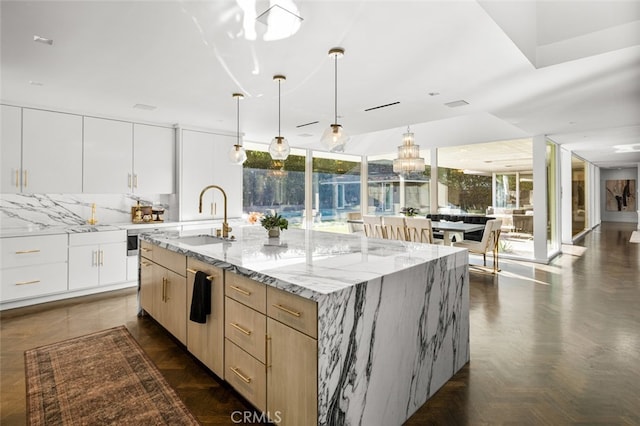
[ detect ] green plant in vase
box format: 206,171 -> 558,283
260,212 -> 288,238
400,207 -> 419,217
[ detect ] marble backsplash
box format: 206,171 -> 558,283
0,193 -> 176,230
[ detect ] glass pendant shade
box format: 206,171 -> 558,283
320,124 -> 349,153
269,136 -> 290,160
229,92 -> 247,165
229,144 -> 247,164
393,129 -> 425,174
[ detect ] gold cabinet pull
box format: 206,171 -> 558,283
229,367 -> 251,384
99,250 -> 104,266
15,169 -> 19,188
266,335 -> 272,369
186,268 -> 214,281
141,247 -> 152,252
230,322 -> 252,336
229,285 -> 251,296
15,279 -> 40,286
133,174 -> 138,188
15,249 -> 40,254
162,277 -> 167,302
272,304 -> 301,317
23,170 -> 28,187
128,173 -> 132,188
92,250 -> 98,266
141,261 -> 152,267
210,202 -> 214,216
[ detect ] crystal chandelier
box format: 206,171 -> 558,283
228,93 -> 247,165
393,127 -> 425,174
268,75 -> 291,161
320,47 -> 349,152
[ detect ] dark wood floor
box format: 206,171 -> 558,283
2,221 -> 639,425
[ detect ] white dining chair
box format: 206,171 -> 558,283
453,219 -> 502,272
362,215 -> 386,239
382,216 -> 408,241
405,217 -> 443,245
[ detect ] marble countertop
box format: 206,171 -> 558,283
141,225 -> 466,300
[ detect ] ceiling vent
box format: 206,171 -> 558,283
444,100 -> 469,108
133,104 -> 157,111
364,101 -> 400,112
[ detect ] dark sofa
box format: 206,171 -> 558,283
426,214 -> 490,242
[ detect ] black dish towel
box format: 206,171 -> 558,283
189,271 -> 211,324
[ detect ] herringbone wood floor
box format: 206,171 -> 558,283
1,222 -> 639,425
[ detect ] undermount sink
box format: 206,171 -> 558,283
173,234 -> 227,246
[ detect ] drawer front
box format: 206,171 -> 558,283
68,230 -> 126,246
152,245 -> 185,276
225,272 -> 266,313
225,339 -> 266,412
225,297 -> 266,362
267,286 -> 318,339
1,234 -> 67,268
139,240 -> 155,261
1,263 -> 68,302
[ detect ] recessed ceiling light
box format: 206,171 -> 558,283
33,35 -> 53,45
29,80 -> 43,86
444,100 -> 469,108
133,104 -> 157,111
298,133 -> 314,137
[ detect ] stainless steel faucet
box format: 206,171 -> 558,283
198,185 -> 232,238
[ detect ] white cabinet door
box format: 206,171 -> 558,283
68,245 -> 100,290
133,124 -> 175,194
83,117 -> 133,193
22,108 -> 83,193
180,130 -> 215,221
98,242 -> 127,285
212,133 -> 243,219
1,105 -> 22,193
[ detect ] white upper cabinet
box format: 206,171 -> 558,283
22,108 -> 83,193
133,124 -> 174,194
83,117 -> 133,193
179,129 -> 242,221
1,105 -> 22,193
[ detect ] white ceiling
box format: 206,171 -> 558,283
1,0 -> 639,169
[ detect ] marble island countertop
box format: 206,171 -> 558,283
140,225 -> 466,300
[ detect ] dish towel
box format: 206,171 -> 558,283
189,271 -> 211,324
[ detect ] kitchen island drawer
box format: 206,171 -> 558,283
1,234 -> 67,268
225,339 -> 266,412
152,245 -> 185,276
225,272 -> 266,313
225,296 -> 266,362
267,286 -> 318,339
0,263 -> 68,301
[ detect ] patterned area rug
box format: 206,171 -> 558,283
25,326 -> 200,425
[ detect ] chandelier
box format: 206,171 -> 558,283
393,127 -> 425,174
228,93 -> 247,165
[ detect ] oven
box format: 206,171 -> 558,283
127,229 -> 141,257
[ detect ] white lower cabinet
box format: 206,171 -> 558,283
68,231 -> 127,290
0,234 -> 68,302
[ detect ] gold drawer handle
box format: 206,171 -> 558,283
272,304 -> 301,317
186,268 -> 214,281
16,279 -> 40,286
229,285 -> 251,296
230,367 -> 252,384
230,322 -> 252,336
141,261 -> 152,267
15,249 -> 41,254
141,247 -> 152,252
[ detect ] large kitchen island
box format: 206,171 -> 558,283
139,225 -> 469,426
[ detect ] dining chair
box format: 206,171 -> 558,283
362,215 -> 386,239
382,216 -> 408,241
405,217 -> 443,245
453,219 -> 502,273
346,212 -> 363,233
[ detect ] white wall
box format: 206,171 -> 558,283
600,167 -> 639,224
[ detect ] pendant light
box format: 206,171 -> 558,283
321,47 -> 349,152
228,93 -> 247,165
268,75 -> 291,160
393,126 -> 425,174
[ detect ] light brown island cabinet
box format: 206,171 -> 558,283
186,258 -> 225,378
139,241 -> 187,345
224,272 -> 318,426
